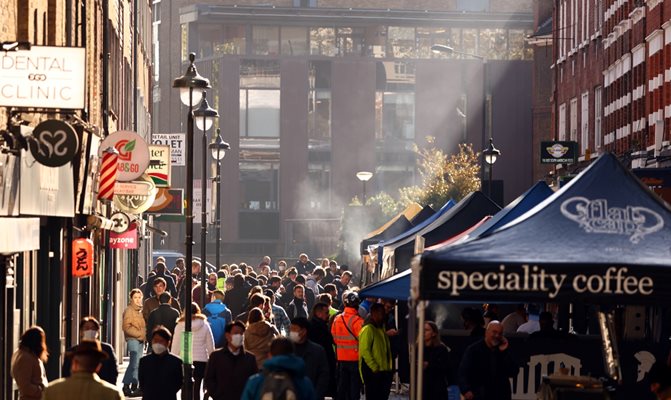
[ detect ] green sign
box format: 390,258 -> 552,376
181,331 -> 192,364
540,141 -> 578,164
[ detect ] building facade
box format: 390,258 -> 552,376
553,0 -> 671,169
153,0 -> 537,264
0,0 -> 152,397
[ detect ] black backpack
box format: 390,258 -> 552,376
259,370 -> 297,400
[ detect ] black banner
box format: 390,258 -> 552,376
541,141 -> 578,164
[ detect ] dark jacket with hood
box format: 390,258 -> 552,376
204,346 -> 258,400
240,355 -> 316,400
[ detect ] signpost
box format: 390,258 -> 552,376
0,46 -> 86,109
29,120 -> 80,167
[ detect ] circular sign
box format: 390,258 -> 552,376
29,120 -> 80,167
113,174 -> 158,214
110,212 -> 131,233
99,130 -> 150,181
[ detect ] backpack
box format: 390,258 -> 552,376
259,370 -> 297,400
203,303 -> 228,347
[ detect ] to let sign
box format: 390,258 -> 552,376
147,145 -> 171,187
0,46 -> 86,109
152,134 -> 185,166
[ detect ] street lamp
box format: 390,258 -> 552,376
430,44 -> 490,189
172,52 -> 210,400
356,171 -> 373,204
482,137 -> 501,198
193,91 -> 219,308
208,130 -> 230,274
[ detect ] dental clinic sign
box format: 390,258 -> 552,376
0,46 -> 86,109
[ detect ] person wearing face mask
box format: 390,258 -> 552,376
308,302 -> 337,397
138,326 -> 183,400
458,320 -> 519,400
290,317 -> 329,400
204,321 -> 258,400
61,317 -> 118,385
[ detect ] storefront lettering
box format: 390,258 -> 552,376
437,265 -> 653,298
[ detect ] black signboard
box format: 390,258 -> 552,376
29,120 -> 80,167
541,141 -> 578,164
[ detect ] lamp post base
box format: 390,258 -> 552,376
182,363 -> 194,400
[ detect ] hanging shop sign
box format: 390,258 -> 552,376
110,211 -> 131,233
28,120 -> 80,167
112,173 -> 158,214
147,145 -> 171,187
540,141 -> 578,164
98,130 -> 150,181
72,238 -> 94,277
152,133 -> 185,166
0,46 -> 86,109
109,224 -> 137,249
146,188 -> 184,215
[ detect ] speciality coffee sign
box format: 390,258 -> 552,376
29,120 -> 80,167
421,264 -> 657,302
0,46 -> 86,109
540,141 -> 578,164
99,130 -> 150,181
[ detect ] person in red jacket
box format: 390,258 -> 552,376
331,291 -> 364,400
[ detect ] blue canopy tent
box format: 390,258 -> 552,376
359,183 -> 552,300
379,192 -> 500,279
419,153 -> 671,304
409,205 -> 436,226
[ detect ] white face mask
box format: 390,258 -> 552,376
152,343 -> 167,354
289,331 -> 301,343
82,330 -> 98,340
230,334 -> 244,348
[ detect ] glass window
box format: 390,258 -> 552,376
364,25 -> 386,58
416,27 -> 454,59
310,27 -> 336,56
181,24 -> 188,61
215,25 -> 246,55
383,92 -> 415,140
238,159 -> 280,240
388,27 -> 416,59
479,29 -> 507,60
198,27 -> 219,58
252,25 -> 279,55
240,60 -> 280,88
336,27 -> 365,56
309,61 -> 331,140
457,0 -> 489,11
508,29 -> 533,60
240,60 -> 280,138
461,29 -> 477,57
281,26 -> 308,55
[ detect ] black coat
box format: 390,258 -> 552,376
308,317 -> 336,394
62,341 -> 118,384
458,339 -> 518,400
294,260 -> 316,275
294,340 -> 329,399
144,272 -> 178,299
423,343 -> 450,399
147,303 -> 180,337
224,286 -> 247,317
139,352 -> 183,400
204,347 -> 258,400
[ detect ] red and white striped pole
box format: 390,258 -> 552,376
98,147 -> 119,203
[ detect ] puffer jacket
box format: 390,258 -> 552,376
244,321 -> 279,369
122,302 -> 146,341
172,315 -> 215,362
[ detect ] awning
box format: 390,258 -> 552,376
359,269 -> 411,301
0,217 -> 40,254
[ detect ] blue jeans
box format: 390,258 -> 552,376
122,339 -> 143,385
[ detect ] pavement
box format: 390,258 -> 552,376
116,356 -> 410,399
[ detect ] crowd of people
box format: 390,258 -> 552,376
10,255 -> 671,400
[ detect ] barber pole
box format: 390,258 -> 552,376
98,147 -> 119,202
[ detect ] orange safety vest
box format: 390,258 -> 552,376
331,308 -> 364,362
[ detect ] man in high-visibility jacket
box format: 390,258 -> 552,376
331,291 -> 364,400
358,302 -> 393,400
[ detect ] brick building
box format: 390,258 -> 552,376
553,0 -> 671,169
0,0 -> 152,396
153,0 -> 538,263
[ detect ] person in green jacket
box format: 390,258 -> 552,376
358,302 -> 393,400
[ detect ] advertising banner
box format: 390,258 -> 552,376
110,226 -> 138,249
99,130 -> 150,181
0,46 -> 86,109
540,141 -> 578,164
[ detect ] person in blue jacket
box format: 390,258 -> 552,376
202,289 -> 232,348
241,337 -> 316,400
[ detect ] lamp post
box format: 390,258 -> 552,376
430,44 -> 489,188
193,91 -> 219,308
356,171 -> 373,204
172,52 -> 210,400
208,130 -> 230,273
482,137 -> 501,198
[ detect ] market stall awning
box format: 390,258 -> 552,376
358,269 -> 411,301
419,153 -> 671,304
359,203 -> 422,254
380,192 -> 500,279
409,205 -> 436,226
